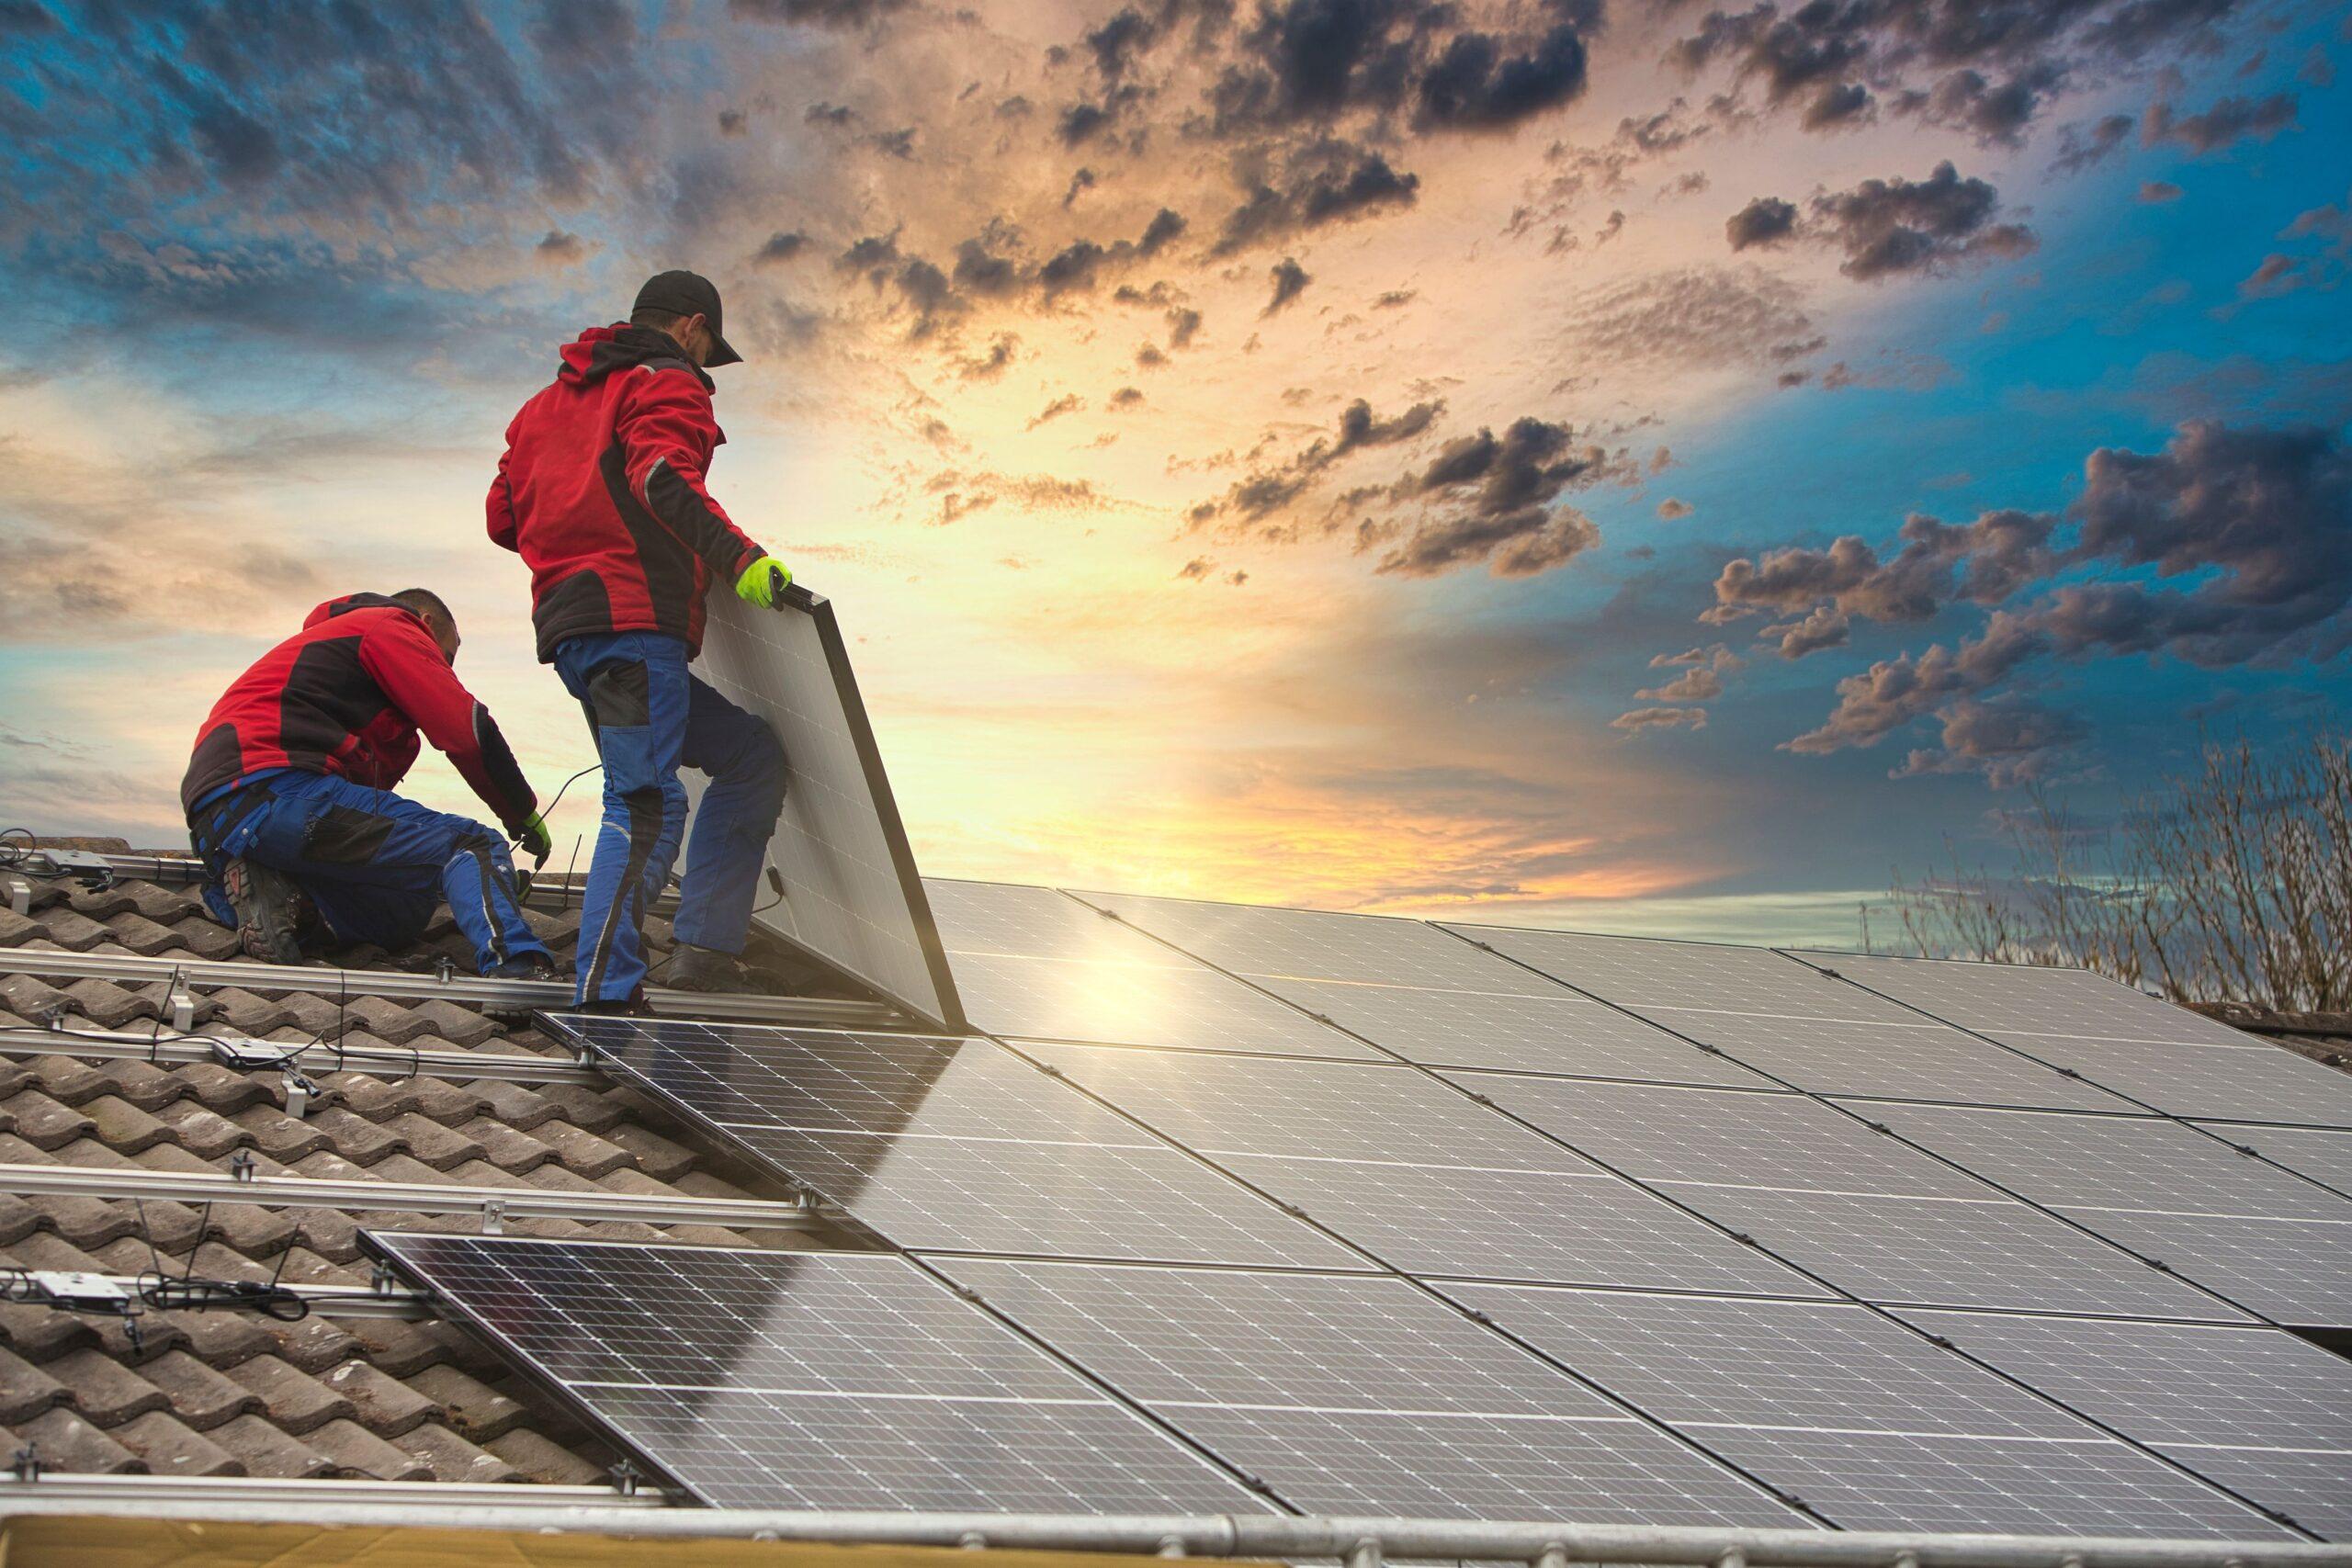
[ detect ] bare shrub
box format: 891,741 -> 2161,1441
1888,735 -> 2352,1012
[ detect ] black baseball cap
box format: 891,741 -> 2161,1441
632,269 -> 742,367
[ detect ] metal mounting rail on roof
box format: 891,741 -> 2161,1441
6,1270 -> 433,1320
0,1506 -> 2329,1567
0,1163 -> 826,1233
0,1024 -> 607,1086
0,1475 -> 667,1510
0,948 -> 899,1029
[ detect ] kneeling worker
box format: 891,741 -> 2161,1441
488,268 -> 793,1008
182,590 -> 557,979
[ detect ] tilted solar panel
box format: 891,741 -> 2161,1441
1865,1102 -> 2352,1326
541,1014 -> 1363,1268
1022,1041 -> 1832,1295
934,1257 -> 1819,1528
924,879 -> 1373,1056
1446,925 -> 2137,1111
692,587 -> 962,1028
1451,1073 -> 2249,1320
365,1235 -> 1274,1513
1440,1284 -> 2290,1539
2201,1122 -> 2352,1197
1804,952 -> 2352,1128
1896,1309 -> 2352,1540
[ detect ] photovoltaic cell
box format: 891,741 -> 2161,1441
541,1015 -> 1361,1268
1452,1074 -> 2246,1319
1897,1309 -> 2352,1540
1448,926 -> 2137,1111
366,1235 -> 1272,1514
925,880 -> 1370,1056
1441,1285 -> 2287,1538
1811,952 -> 2352,1128
933,1258 -> 1816,1527
1865,1103 -> 2352,1325
1081,891 -> 1545,991
2199,1122 -> 2352,1197
693,588 -> 961,1028
1026,1043 -> 1831,1295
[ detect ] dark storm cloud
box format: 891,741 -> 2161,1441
1167,306 -> 1204,347
1214,141 -> 1420,254
1808,162 -> 2036,280
1192,395 -> 1442,528
1369,416 -> 1609,579
1412,22 -> 1589,131
754,231 -> 811,265
1725,196 -> 1797,250
1749,420 -> 2352,769
1667,0 -> 2243,143
1263,256 -> 1312,314
728,0 -> 913,25
2142,90 -> 2297,153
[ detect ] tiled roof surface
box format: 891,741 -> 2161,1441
0,840 -> 849,1487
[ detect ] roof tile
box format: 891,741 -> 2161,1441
150,1100 -> 254,1159
485,1426 -> 611,1486
223,1353 -> 351,1434
110,1408 -> 245,1475
130,1350 -> 264,1430
309,1416 -> 433,1481
0,1345 -> 71,1425
48,1346 -> 171,1425
321,1358 -> 439,1437
399,1420 -> 521,1484
208,1412 -> 334,1479
14,1406 -> 147,1472
406,1363 -> 526,1442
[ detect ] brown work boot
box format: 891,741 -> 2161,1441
220,858 -> 311,964
664,942 -> 761,994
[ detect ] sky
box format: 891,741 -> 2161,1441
1,0 -> 2347,947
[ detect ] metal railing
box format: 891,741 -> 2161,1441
0,1498 -> 2332,1565
0,1023 -> 607,1086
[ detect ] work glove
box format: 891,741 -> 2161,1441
735,555 -> 793,610
514,812 -> 552,863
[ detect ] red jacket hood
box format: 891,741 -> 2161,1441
557,324 -> 717,392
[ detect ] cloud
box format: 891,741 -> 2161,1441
1807,162 -> 2036,280
1638,644 -> 1745,702
1263,256 -> 1312,315
728,0 -> 913,25
532,229 -> 589,267
2138,180 -> 2184,203
1371,417 -> 1609,579
1193,395 -> 1444,531
1758,604 -> 1851,659
1890,699 -> 2089,787
1712,508 -> 2060,626
1563,265 -> 1822,371
1026,392 -> 1082,428
1215,141 -> 1419,254
2143,90 -> 2297,154
1412,22 -> 1589,132
1110,386 -> 1146,409
1612,706 -> 1707,733
1724,196 -> 1796,250
1786,611 -> 2048,754
2050,112 -> 2132,174
753,230 -> 810,265
1166,306 -> 1203,347
1656,497 -> 1693,520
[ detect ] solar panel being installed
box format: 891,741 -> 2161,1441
1019,1041 -> 1833,1296
1444,925 -> 2139,1112
1863,1101 -> 2352,1326
365,1234 -> 1274,1514
542,1014 -> 1363,1269
1805,952 -> 2352,1128
1894,1308 -> 2352,1539
1447,1072 -> 2248,1320
935,1257 -> 1819,1527
691,586 -> 962,1029
1436,1284 -> 2290,1538
1079,891 -> 1759,1083
922,878 -> 1374,1056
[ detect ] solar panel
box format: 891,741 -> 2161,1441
1076,891 -> 1770,1081
1081,889 -> 1555,992
1023,1043 -> 1832,1295
934,1258 -> 1817,1527
923,879 -> 1374,1056
2199,1122 -> 2352,1197
1440,1285 -> 2289,1538
1809,953 -> 2352,1128
541,1015 -> 1363,1268
366,1235 -> 1272,1513
1896,1309 -> 2352,1540
1447,926 -> 2137,1111
1451,1074 -> 2248,1319
1864,1102 -> 2352,1325
693,587 -> 962,1028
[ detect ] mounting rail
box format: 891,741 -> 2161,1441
0,1023 -> 607,1086
0,1474 -> 667,1509
0,1162 -> 826,1233
0,947 -> 898,1029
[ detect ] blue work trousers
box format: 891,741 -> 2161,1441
550,632 -> 787,1004
188,770 -> 549,975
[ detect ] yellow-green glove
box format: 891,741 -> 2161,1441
514,812 -> 552,862
735,556 -> 793,609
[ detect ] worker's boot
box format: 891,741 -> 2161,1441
665,942 -> 760,994
220,858 -> 311,964
486,953 -> 560,983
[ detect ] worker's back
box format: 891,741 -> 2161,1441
488,323 -> 738,662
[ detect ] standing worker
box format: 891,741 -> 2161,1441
182,590 -> 557,979
488,270 -> 796,1010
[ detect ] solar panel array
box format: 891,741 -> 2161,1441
691,586 -> 963,1029
374,881 -> 2352,1538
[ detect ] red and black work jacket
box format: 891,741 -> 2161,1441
180,594 -> 537,830
488,323 -> 768,661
